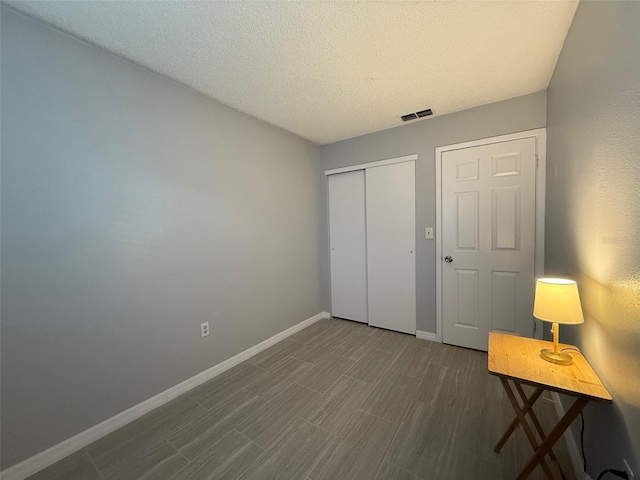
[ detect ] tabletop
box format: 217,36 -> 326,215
488,332 -> 612,402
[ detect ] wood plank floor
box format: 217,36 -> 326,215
28,318 -> 575,480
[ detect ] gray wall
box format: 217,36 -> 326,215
0,9 -> 321,470
319,92 -> 547,333
545,0 -> 640,473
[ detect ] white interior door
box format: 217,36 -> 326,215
441,137 -> 536,350
366,161 -> 416,334
329,170 -> 368,323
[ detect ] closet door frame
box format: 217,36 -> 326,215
325,154 -> 417,332
324,154 -> 417,176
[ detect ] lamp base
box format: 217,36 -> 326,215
540,348 -> 573,366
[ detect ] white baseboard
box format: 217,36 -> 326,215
416,330 -> 439,342
550,391 -> 584,475
0,311 -> 330,480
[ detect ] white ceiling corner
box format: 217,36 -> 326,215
6,1 -> 578,145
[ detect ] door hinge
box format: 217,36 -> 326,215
535,155 -> 539,168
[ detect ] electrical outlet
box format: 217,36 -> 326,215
200,322 -> 210,337
623,458 -> 635,480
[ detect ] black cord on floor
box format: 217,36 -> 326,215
579,404 -> 629,480
581,411 -> 587,473
597,469 -> 629,480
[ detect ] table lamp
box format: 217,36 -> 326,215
533,278 -> 584,365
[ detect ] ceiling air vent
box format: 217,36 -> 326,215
401,108 -> 433,122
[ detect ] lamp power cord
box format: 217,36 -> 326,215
581,411 -> 587,472
597,470 -> 629,480
576,404 -> 630,480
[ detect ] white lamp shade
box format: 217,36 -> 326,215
533,278 -> 584,325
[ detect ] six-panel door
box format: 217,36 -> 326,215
441,138 -> 536,351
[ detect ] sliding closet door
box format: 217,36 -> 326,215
366,161 -> 416,334
328,170 -> 368,323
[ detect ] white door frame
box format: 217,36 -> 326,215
324,153 -> 418,325
435,128 -> 546,343
324,153 -> 418,176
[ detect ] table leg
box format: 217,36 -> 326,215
495,386 -> 544,453
514,383 -> 566,480
500,378 -> 556,479
517,397 -> 589,480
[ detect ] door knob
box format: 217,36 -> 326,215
444,256 -> 453,263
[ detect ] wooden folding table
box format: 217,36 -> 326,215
488,332 -> 612,480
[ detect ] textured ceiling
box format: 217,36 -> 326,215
6,1 -> 578,144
